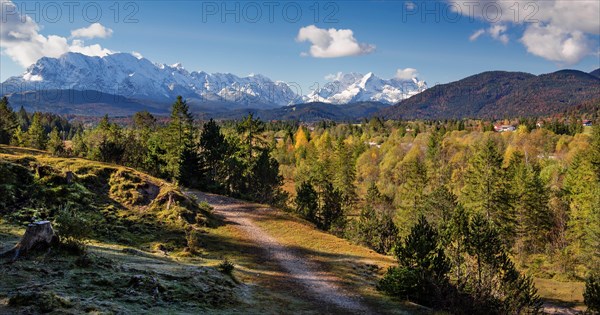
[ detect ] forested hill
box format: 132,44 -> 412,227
378,69 -> 600,120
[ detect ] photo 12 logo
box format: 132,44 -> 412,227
401,1 -> 539,24
1,1 -> 140,24
201,1 -> 339,23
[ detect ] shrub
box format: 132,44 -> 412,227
585,273 -> 600,313
53,204 -> 91,254
218,259 -> 235,275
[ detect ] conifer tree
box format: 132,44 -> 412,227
0,96 -> 18,144
460,137 -> 514,244
295,181 -> 318,222
507,152 -> 552,254
333,140 -> 357,205
47,127 -> 65,156
249,149 -> 283,203
25,112 -> 48,149
177,140 -> 201,187
198,119 -> 229,191
165,96 -> 195,179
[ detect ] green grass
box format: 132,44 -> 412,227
534,278 -> 586,311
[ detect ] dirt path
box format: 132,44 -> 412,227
187,190 -> 374,314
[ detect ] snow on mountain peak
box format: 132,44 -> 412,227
2,52 -> 428,107
303,72 -> 427,105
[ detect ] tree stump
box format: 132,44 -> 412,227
1,221 -> 57,260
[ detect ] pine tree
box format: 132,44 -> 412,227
460,137 -> 514,244
564,152 -> 600,267
177,140 -> 201,187
47,127 -> 65,156
507,152 -> 552,254
25,112 -> 48,149
165,96 -> 195,179
236,113 -> 265,157
295,181 -> 319,222
198,119 -> 229,191
249,149 -> 283,204
319,181 -> 344,232
16,105 -> 30,130
0,96 -> 18,144
379,216 -> 450,306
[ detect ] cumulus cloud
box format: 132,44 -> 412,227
449,0 -> 599,64
488,24 -> 509,44
0,0 -> 113,67
470,24 -> 509,44
296,25 -> 375,58
71,23 -> 113,39
521,24 -> 591,65
395,68 -> 419,80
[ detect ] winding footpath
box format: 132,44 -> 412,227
186,190 -> 373,314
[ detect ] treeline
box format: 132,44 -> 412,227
272,116 -> 599,312
0,96 -> 283,204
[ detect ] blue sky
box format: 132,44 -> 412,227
2,0 -> 599,93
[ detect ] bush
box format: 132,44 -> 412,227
377,267 -> 420,298
585,273 -> 600,313
53,204 -> 91,254
217,259 -> 235,275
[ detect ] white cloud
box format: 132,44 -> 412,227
488,24 -> 509,44
71,23 -> 113,39
521,24 -> 591,65
325,72 -> 344,81
0,0 -> 113,67
469,29 -> 485,41
449,0 -> 599,64
468,25 -> 508,44
395,68 -> 419,80
296,25 -> 375,58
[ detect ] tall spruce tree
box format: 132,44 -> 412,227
0,96 -> 18,144
198,119 -> 229,191
165,96 -> 195,180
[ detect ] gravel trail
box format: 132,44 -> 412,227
187,190 -> 373,314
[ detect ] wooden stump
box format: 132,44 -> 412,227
1,221 -> 57,260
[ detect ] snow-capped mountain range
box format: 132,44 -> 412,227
1,52 -> 427,107
303,72 -> 427,104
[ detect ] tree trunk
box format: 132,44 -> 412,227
1,221 -> 57,260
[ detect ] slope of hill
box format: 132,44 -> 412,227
590,68 -> 600,78
0,146 -> 412,314
378,70 -> 600,119
211,101 -> 389,121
